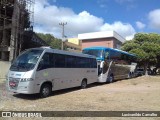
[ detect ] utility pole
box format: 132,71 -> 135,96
59,22 -> 67,50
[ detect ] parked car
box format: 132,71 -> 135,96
135,68 -> 145,76
147,68 -> 152,75
135,68 -> 153,76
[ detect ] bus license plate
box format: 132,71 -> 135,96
9,82 -> 16,87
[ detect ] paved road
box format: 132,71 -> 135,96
0,76 -> 160,119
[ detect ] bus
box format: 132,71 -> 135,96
6,47 -> 97,98
82,47 -> 137,83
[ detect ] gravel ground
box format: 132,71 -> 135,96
0,76 -> 160,120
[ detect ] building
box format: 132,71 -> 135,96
65,38 -> 81,52
68,38 -> 79,45
0,0 -> 34,61
78,31 -> 125,50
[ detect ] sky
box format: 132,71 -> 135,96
34,0 -> 160,40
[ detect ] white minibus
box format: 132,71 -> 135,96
6,47 -> 97,97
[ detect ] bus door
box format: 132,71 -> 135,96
101,50 -> 110,75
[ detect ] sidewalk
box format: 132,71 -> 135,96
0,61 -> 10,84
0,78 -> 5,84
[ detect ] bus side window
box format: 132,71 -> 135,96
66,55 -> 76,68
54,54 -> 65,68
37,53 -> 52,71
91,59 -> 97,68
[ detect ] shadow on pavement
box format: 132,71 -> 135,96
0,77 -> 138,100
13,83 -> 101,100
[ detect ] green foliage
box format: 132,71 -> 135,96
134,33 -> 149,44
121,41 -> 140,52
129,48 -> 148,62
121,33 -> 160,72
36,33 -> 62,50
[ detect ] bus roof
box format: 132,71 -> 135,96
27,46 -> 96,59
83,47 -> 136,57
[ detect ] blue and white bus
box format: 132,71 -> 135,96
6,47 -> 98,98
82,47 -> 137,83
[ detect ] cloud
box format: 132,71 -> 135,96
148,9 -> 160,29
34,1 -> 136,40
136,21 -> 146,29
100,21 -> 136,40
34,1 -> 103,37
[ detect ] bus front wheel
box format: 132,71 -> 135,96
81,79 -> 87,89
40,84 -> 52,98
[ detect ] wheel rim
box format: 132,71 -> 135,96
82,81 -> 86,88
109,76 -> 113,83
42,87 -> 50,96
128,73 -> 131,78
108,75 -> 113,83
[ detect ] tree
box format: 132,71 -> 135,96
36,33 -> 62,50
121,33 -> 160,75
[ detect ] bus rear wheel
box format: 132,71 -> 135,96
81,79 -> 87,89
108,74 -> 114,83
127,72 -> 131,79
40,84 -> 52,98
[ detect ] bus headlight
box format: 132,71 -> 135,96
20,78 -> 34,82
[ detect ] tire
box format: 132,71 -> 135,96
81,79 -> 87,89
108,74 -> 114,83
127,72 -> 131,79
40,84 -> 52,98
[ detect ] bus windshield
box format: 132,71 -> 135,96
10,49 -> 43,72
82,49 -> 103,58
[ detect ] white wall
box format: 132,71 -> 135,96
78,31 -> 125,43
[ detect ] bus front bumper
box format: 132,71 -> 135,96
7,80 -> 36,94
